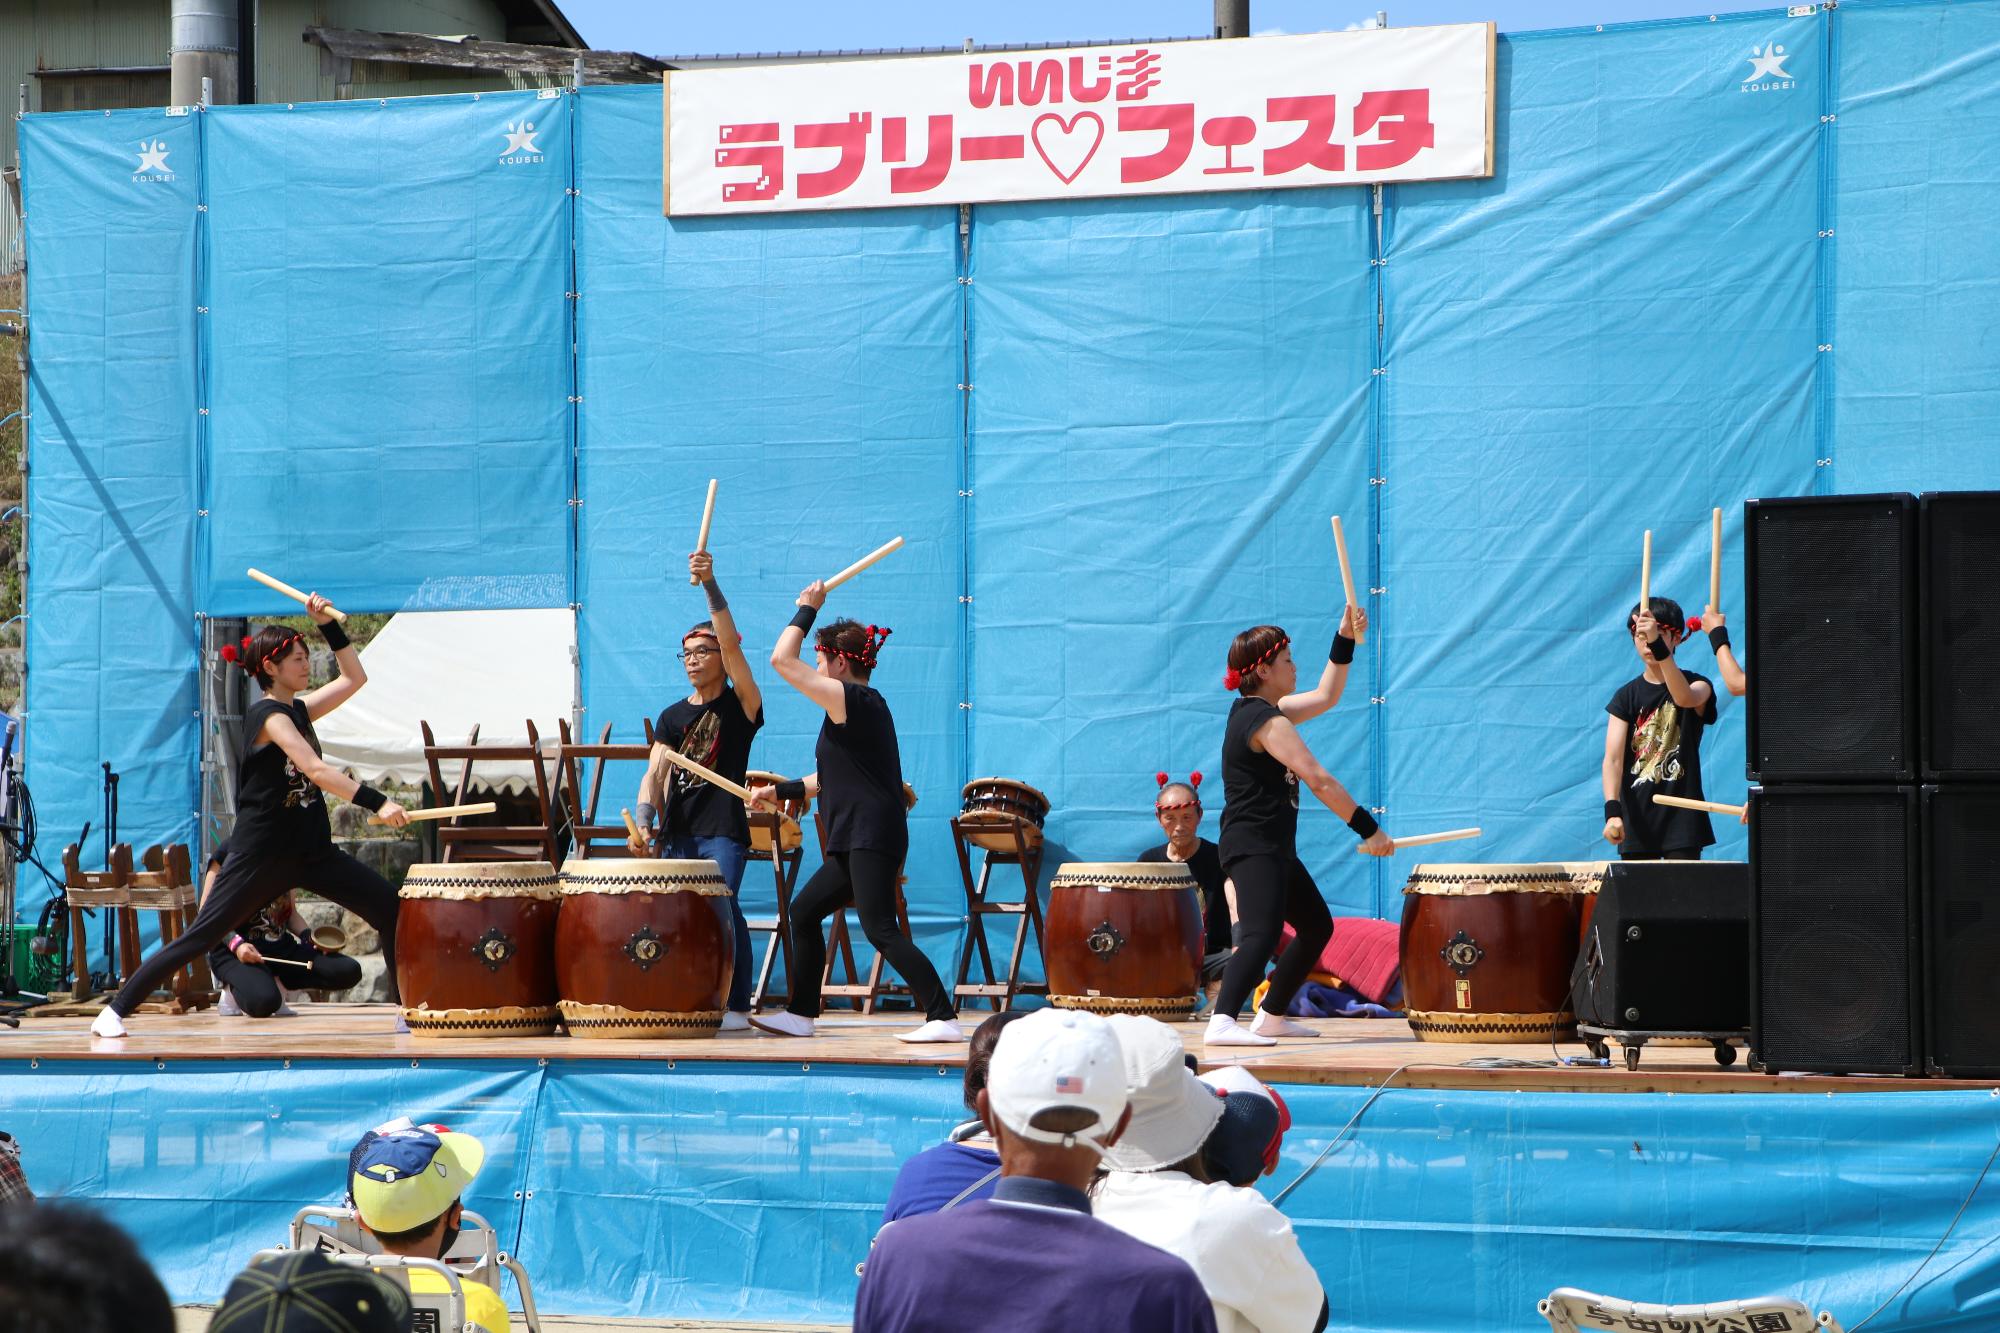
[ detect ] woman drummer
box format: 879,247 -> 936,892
746,582 -> 963,1044
92,596 -> 409,1039
1208,609 -> 1392,1047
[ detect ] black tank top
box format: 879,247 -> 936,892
815,682 -> 908,857
1218,695 -> 1298,863
234,697 -> 332,856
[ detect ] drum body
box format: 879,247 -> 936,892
398,862 -> 562,1038
1399,862 -> 1605,1043
1045,862 -> 1203,1020
744,770 -> 808,854
959,778 -> 1050,852
555,858 -> 734,1038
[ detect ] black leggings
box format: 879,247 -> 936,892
787,848 -> 955,1022
108,847 -> 399,1017
211,936 -> 364,1017
1214,853 -> 1334,1019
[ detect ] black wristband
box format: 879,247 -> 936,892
789,605 -> 819,633
1330,633 -> 1356,666
1647,636 -> 1670,661
319,619 -> 352,652
702,576 -> 727,614
1708,626 -> 1730,652
1604,799 -> 1622,822
775,779 -> 807,802
1346,806 -> 1379,839
351,784 -> 387,813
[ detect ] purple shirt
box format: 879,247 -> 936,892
855,1176 -> 1218,1333
882,1136 -> 1001,1222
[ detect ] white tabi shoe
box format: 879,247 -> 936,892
896,1019 -> 968,1044
749,1011 -> 815,1038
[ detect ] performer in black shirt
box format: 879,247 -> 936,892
92,596 -> 409,1039
1210,613 -> 1392,1048
202,840 -> 364,1017
1602,597 -> 1719,859
1135,772 -> 1234,994
632,550 -> 765,1031
748,581 -> 963,1044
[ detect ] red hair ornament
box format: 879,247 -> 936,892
1155,771 -> 1204,811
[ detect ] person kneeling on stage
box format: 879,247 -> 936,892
203,840 -> 363,1017
1139,772 -> 1234,999
1601,597 -> 1718,861
348,1118 -> 509,1333
1094,1016 -> 1327,1333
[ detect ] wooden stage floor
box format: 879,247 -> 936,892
6,1003 -> 1987,1095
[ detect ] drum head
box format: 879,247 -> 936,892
401,861 -> 561,900
558,858 -> 730,895
1050,861 -> 1195,890
1402,862 -> 1606,896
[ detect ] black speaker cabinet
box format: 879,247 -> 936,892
1571,861 -> 1750,1032
1923,785 -> 2000,1077
1921,493 -> 2000,780
1751,785 -> 1921,1075
1746,494 -> 1916,783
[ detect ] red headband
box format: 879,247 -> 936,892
1155,771 -> 1203,810
821,624 -> 893,670
684,627 -> 744,647
1223,635 -> 1290,691
219,631 -> 303,675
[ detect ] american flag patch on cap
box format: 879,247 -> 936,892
1054,1075 -> 1084,1094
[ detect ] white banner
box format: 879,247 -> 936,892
665,25 -> 1494,216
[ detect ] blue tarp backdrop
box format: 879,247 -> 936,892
3,1057 -> 1998,1330
19,2 -> 2000,935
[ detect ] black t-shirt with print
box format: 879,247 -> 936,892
1606,670 -> 1719,855
1219,696 -> 1299,864
654,687 -> 764,843
815,681 -> 908,857
233,698 -> 332,857
1139,838 -> 1231,952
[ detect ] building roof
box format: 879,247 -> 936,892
499,0 -> 586,49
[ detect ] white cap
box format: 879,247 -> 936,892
1101,1015 -> 1225,1173
985,1008 -> 1129,1154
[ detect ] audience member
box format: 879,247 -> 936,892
348,1118 -> 508,1333
0,1130 -> 31,1205
1198,1065 -> 1292,1187
210,1249 -> 410,1333
1095,1016 -> 1327,1333
881,1009 -> 1028,1221
855,1007 -> 1216,1333
0,1199 -> 173,1333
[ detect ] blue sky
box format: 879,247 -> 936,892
559,1 -> 1780,58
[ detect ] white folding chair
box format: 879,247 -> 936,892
248,1248 -> 468,1333
283,1204 -> 544,1332
1540,1286 -> 1845,1333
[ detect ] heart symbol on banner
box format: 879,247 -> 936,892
1032,112 -> 1105,185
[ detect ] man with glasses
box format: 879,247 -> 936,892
632,549 -> 765,1032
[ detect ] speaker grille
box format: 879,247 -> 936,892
1749,499 -> 1913,780
1755,788 -> 1917,1073
1923,494 -> 2000,777
1926,786 -> 2000,1075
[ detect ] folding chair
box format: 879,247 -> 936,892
554,719 -> 654,860
1539,1286 -> 1844,1333
285,1203 -> 543,1333
419,719 -> 561,864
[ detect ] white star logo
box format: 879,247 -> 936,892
501,121 -> 540,157
1745,43 -> 1792,82
135,139 -> 170,173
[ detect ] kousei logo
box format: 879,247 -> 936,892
133,138 -> 175,182
1742,41 -> 1795,93
500,119 -> 544,164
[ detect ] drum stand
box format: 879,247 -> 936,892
949,814 -> 1048,1012
744,806 -> 804,1012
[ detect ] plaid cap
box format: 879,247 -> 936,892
0,1131 -> 31,1206
211,1250 -> 410,1333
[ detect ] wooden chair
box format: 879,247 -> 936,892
419,719 -> 561,865
812,800 -> 917,1015
127,843 -> 215,1012
949,811 -> 1048,1012
555,719 -> 655,860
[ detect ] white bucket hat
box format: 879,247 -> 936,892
1101,1015 -> 1225,1173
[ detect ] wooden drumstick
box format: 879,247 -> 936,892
261,956 -> 315,970
246,568 -> 349,624
621,806 -> 645,844
1388,827 -> 1483,849
1639,530 -> 1652,618
1653,793 -> 1745,817
367,801 -> 497,825
824,536 -> 905,591
1707,507 -> 1723,615
656,747 -> 798,830
690,479 -> 719,585
1331,515 -> 1365,647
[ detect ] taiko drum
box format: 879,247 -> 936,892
957,777 -> 1051,853
1044,861 -> 1204,1021
555,858 -> 734,1038
397,861 -> 561,1038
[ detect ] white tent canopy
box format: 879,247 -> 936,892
315,609 -> 576,794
